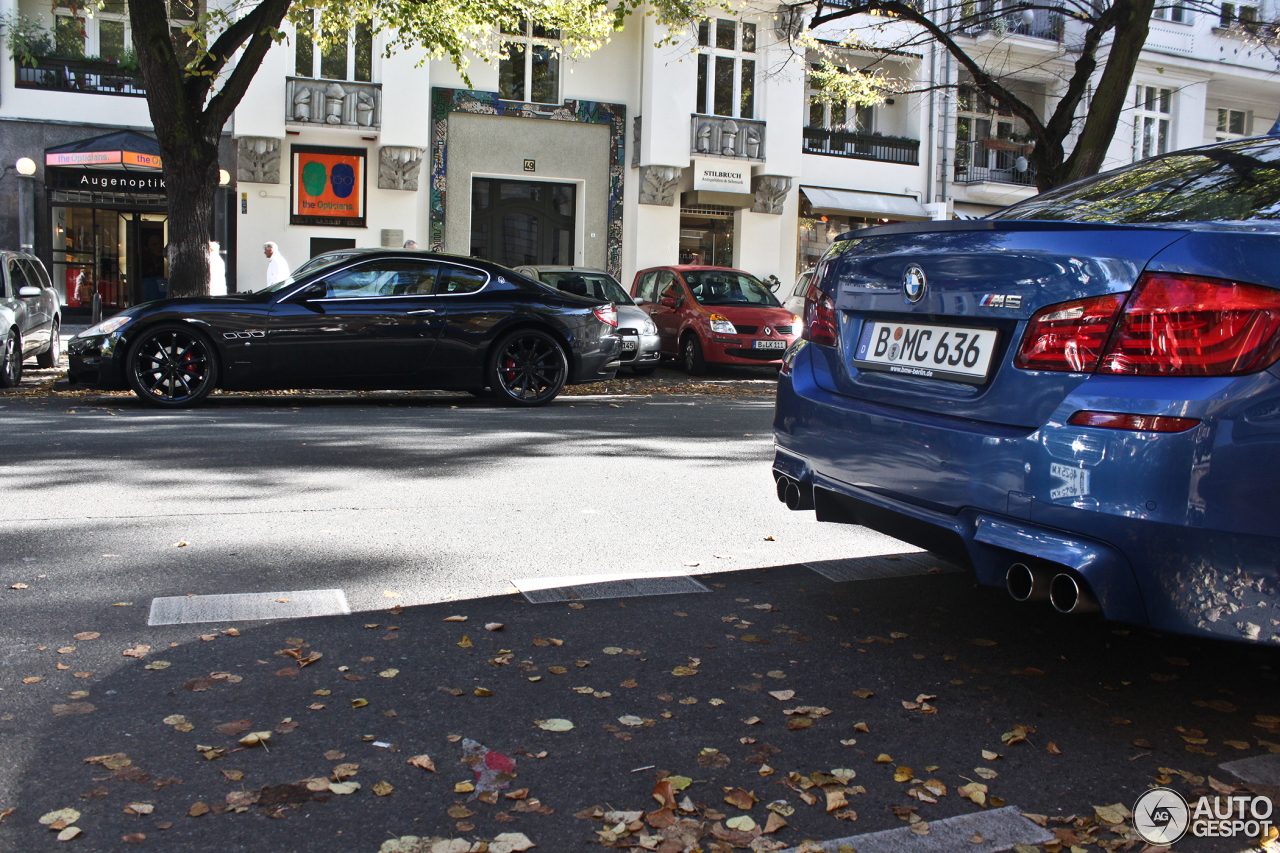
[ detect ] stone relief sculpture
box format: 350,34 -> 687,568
720,120 -> 739,156
236,137 -> 281,184
639,166 -> 681,206
286,78 -> 382,129
378,146 -> 426,191
751,175 -> 791,214
744,127 -> 762,159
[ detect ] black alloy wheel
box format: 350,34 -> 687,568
488,329 -> 568,407
36,320 -> 59,369
682,334 -> 706,375
0,330 -> 21,388
126,323 -> 219,408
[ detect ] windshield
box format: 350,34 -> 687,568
994,137 -> 1280,224
683,271 -> 781,307
539,271 -> 633,305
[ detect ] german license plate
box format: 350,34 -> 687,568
753,340 -> 786,350
621,340 -> 637,351
853,320 -> 997,384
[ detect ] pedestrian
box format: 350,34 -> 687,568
208,241 -> 226,296
264,241 -> 290,287
403,239 -> 418,250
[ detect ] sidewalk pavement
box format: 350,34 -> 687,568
1,561 -> 1277,852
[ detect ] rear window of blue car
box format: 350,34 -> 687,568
995,138 -> 1280,224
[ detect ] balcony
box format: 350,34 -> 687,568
14,57 -> 145,97
803,128 -> 919,165
690,115 -> 766,161
954,138 -> 1036,186
285,77 -> 382,130
964,7 -> 1064,42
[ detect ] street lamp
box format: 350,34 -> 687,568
15,157 -> 36,176
218,169 -> 231,185
12,158 -> 37,253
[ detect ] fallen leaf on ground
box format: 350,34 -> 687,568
407,755 -> 437,772
40,809 -> 81,826
73,632 -> 100,641
373,781 -> 393,796
122,646 -> 150,658
458,636 -> 473,649
768,690 -> 795,701
536,719 -> 573,731
485,623 -> 504,631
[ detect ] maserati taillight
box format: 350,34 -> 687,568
1098,273 -> 1280,376
1014,293 -> 1126,372
802,288 -> 837,347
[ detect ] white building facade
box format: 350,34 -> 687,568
0,0 -> 1277,306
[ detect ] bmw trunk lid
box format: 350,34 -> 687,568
808,220 -> 1189,428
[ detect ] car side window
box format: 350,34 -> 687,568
17,260 -> 45,294
436,265 -> 487,295
4,259 -> 24,298
319,261 -> 436,298
793,273 -> 811,298
656,271 -> 678,302
636,272 -> 656,302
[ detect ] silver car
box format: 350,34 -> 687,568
1,251 -> 62,387
514,265 -> 662,375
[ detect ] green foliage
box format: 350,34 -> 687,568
1,14 -> 54,66
798,35 -> 894,109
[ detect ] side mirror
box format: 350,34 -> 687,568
660,296 -> 677,309
633,296 -> 646,305
765,276 -> 782,293
17,286 -> 40,297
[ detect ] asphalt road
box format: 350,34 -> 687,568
1,385 -> 1278,853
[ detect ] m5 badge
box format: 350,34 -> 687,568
980,294 -> 1022,309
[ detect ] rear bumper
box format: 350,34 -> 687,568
773,344 -> 1280,645
568,334 -> 620,385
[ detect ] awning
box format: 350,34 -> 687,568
800,186 -> 929,221
45,130 -> 161,171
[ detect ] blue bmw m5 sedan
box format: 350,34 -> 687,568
773,134 -> 1280,645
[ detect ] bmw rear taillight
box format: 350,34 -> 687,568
1015,293 -> 1126,372
593,304 -> 618,328
802,288 -> 837,347
1098,273 -> 1280,376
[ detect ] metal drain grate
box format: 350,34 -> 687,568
148,589 -> 351,626
513,573 -> 711,604
804,552 -> 963,583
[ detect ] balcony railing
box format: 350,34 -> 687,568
954,138 -> 1036,186
803,128 -> 920,165
285,77 -> 382,130
14,57 -> 146,97
963,7 -> 1064,42
691,115 -> 766,161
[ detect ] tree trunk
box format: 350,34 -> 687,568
1051,0 -> 1158,189
159,142 -> 219,298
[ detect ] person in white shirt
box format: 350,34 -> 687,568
264,242 -> 291,287
208,241 -> 227,296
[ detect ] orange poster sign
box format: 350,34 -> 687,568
291,146 -> 366,227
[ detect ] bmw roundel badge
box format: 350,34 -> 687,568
902,265 -> 927,304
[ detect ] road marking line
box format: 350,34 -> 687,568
512,571 -> 711,604
147,589 -> 351,626
1221,753 -> 1280,786
805,552 -> 964,583
780,806 -> 1053,853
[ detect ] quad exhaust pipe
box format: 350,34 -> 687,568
774,475 -> 814,511
1006,562 -> 1100,614
1049,572 -> 1100,614
1005,563 -> 1051,602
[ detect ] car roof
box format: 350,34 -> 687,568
639,264 -> 753,276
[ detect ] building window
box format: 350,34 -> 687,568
1217,108 -> 1249,140
695,19 -> 756,119
806,74 -> 873,132
1152,1 -> 1191,22
1220,2 -> 1260,26
1133,85 -> 1171,160
295,14 -> 373,82
53,0 -> 197,62
498,19 -> 560,104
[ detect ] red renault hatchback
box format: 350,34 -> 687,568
631,265 -> 801,373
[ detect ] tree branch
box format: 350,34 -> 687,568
201,0 -> 291,135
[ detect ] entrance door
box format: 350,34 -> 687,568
469,178 -> 576,267
679,206 -> 734,267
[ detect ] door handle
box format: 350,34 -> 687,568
407,309 -> 437,315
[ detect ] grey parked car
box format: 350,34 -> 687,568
1,251 -> 62,387
514,265 -> 662,375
